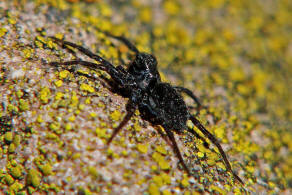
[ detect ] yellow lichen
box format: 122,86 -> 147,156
54,80 -> 63,87
72,153 -> 81,160
39,87 -> 51,104
197,152 -> 204,158
88,166 -> 98,179
65,123 -> 72,131
19,99 -> 29,111
0,0 -> 291,193
89,112 -> 97,118
68,115 -> 76,122
163,1 -> 180,15
39,163 -> 53,176
210,185 -> 227,194
8,143 -> 16,153
155,145 -> 167,155
181,175 -> 189,188
26,169 -> 41,188
80,83 -> 95,93
2,174 -> 15,185
139,7 -> 152,23
22,48 -> 34,59
137,144 -> 148,154
55,92 -> 64,100
8,163 -> 23,179
0,27 -> 8,37
110,110 -> 121,121
148,183 -> 160,195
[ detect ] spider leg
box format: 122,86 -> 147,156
50,37 -> 137,87
102,32 -> 139,54
174,86 -> 202,108
60,42 -> 80,59
189,116 -> 244,184
49,60 -> 100,68
50,37 -> 114,66
149,27 -> 155,54
106,103 -> 137,146
49,54 -> 132,89
117,49 -> 126,65
187,127 -> 210,148
165,129 -> 191,175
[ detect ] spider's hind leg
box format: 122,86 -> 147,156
187,127 -> 210,148
189,115 -> 244,184
165,129 -> 191,175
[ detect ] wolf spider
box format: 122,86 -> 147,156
48,33 -> 243,184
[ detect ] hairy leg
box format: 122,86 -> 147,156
165,129 -> 191,175
189,116 -> 244,184
49,60 -> 102,69
49,38 -> 135,87
102,32 -> 139,54
187,127 -> 210,148
107,103 -> 137,146
174,86 -> 201,108
50,37 -> 114,66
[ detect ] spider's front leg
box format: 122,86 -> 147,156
106,101 -> 137,146
49,38 -> 143,147
102,32 -> 139,54
106,88 -> 144,146
174,86 -> 202,108
49,37 -> 134,87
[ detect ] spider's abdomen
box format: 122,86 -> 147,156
140,82 -> 189,132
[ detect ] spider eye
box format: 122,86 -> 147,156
134,53 -> 157,71
133,53 -> 148,71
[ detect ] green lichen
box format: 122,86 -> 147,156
26,169 -> 42,188
88,166 -> 98,179
8,180 -> 25,194
39,163 -> 53,176
2,174 -> 14,186
8,143 -> 16,153
4,132 -> 13,143
19,99 -> 29,111
13,134 -> 21,147
8,163 -> 23,179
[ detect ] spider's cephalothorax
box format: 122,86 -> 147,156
128,53 -> 161,90
48,34 -> 244,185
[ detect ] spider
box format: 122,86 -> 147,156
48,33 -> 244,185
